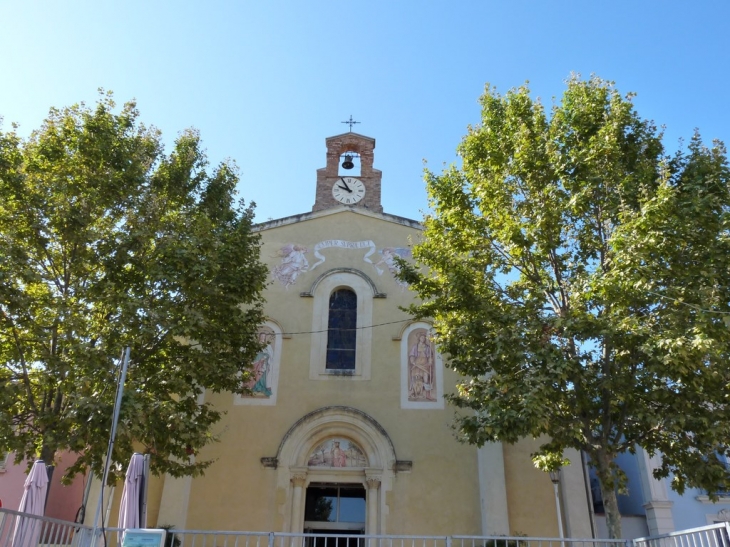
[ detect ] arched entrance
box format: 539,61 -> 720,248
273,406 -> 398,535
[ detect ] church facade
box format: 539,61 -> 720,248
145,132 -> 594,537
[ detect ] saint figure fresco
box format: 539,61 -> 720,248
244,328 -> 275,397
307,439 -> 367,468
407,328 -> 437,402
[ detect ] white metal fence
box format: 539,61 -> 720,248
0,507 -> 728,547
128,533 -> 626,547
633,524 -> 730,547
0,507 -> 94,546
452,536 -> 626,547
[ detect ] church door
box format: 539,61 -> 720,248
304,483 -> 366,547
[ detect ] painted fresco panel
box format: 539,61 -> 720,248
374,247 -> 411,289
307,439 -> 367,468
407,328 -> 437,402
234,322 -> 282,406
272,243 -> 309,288
400,322 -> 444,409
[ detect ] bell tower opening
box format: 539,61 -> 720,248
338,152 -> 361,177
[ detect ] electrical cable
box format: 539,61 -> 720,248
257,318 -> 418,337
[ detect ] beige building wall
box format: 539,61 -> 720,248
176,209 -> 483,534
504,438 -> 561,536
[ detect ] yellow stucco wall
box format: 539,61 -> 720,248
178,209 -> 480,534
147,206 -> 587,537
503,438 -> 561,536
144,474 -> 165,527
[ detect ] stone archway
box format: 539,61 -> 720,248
271,406 -> 398,534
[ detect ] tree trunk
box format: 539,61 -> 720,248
594,449 -> 623,539
40,441 -> 56,465
601,479 -> 622,539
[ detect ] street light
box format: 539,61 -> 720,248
549,469 -> 565,547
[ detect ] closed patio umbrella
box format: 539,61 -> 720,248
118,453 -> 146,534
11,459 -> 49,547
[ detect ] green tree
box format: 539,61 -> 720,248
402,76 -> 730,538
0,93 -> 268,483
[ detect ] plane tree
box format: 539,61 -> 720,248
401,76 -> 730,538
0,94 -> 267,483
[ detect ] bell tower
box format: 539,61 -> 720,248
313,133 -> 383,213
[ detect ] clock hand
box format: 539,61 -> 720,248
337,185 -> 350,191
340,177 -> 353,192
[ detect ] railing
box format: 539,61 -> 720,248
1,507 -> 728,547
109,529 -> 273,547
0,507 -> 94,546
452,536 -> 626,547
105,530 -> 451,547
634,523 -> 730,547
84,529 -> 628,547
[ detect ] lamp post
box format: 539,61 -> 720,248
549,469 -> 565,547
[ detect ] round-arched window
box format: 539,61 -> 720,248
326,289 -> 357,370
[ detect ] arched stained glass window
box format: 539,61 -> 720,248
326,289 -> 357,370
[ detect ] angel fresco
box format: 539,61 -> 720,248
374,247 -> 411,288
272,243 -> 309,288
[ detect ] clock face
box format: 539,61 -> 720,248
332,177 -> 366,205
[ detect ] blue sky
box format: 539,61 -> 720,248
1,1 -> 728,222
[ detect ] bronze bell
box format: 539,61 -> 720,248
341,154 -> 355,170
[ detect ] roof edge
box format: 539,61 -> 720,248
325,132 -> 375,143
253,206 -> 423,231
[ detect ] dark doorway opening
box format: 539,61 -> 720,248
304,483 -> 366,547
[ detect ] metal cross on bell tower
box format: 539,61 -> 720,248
341,115 -> 360,132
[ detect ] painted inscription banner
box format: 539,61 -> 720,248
310,240 -> 377,271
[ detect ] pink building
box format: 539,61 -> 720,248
0,451 -> 86,521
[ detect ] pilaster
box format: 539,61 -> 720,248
560,449 -> 594,538
477,442 -> 510,535
636,448 -> 675,535
365,472 -> 382,535
289,468 -> 308,533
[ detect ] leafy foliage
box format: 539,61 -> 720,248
0,93 -> 268,483
402,76 -> 730,537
